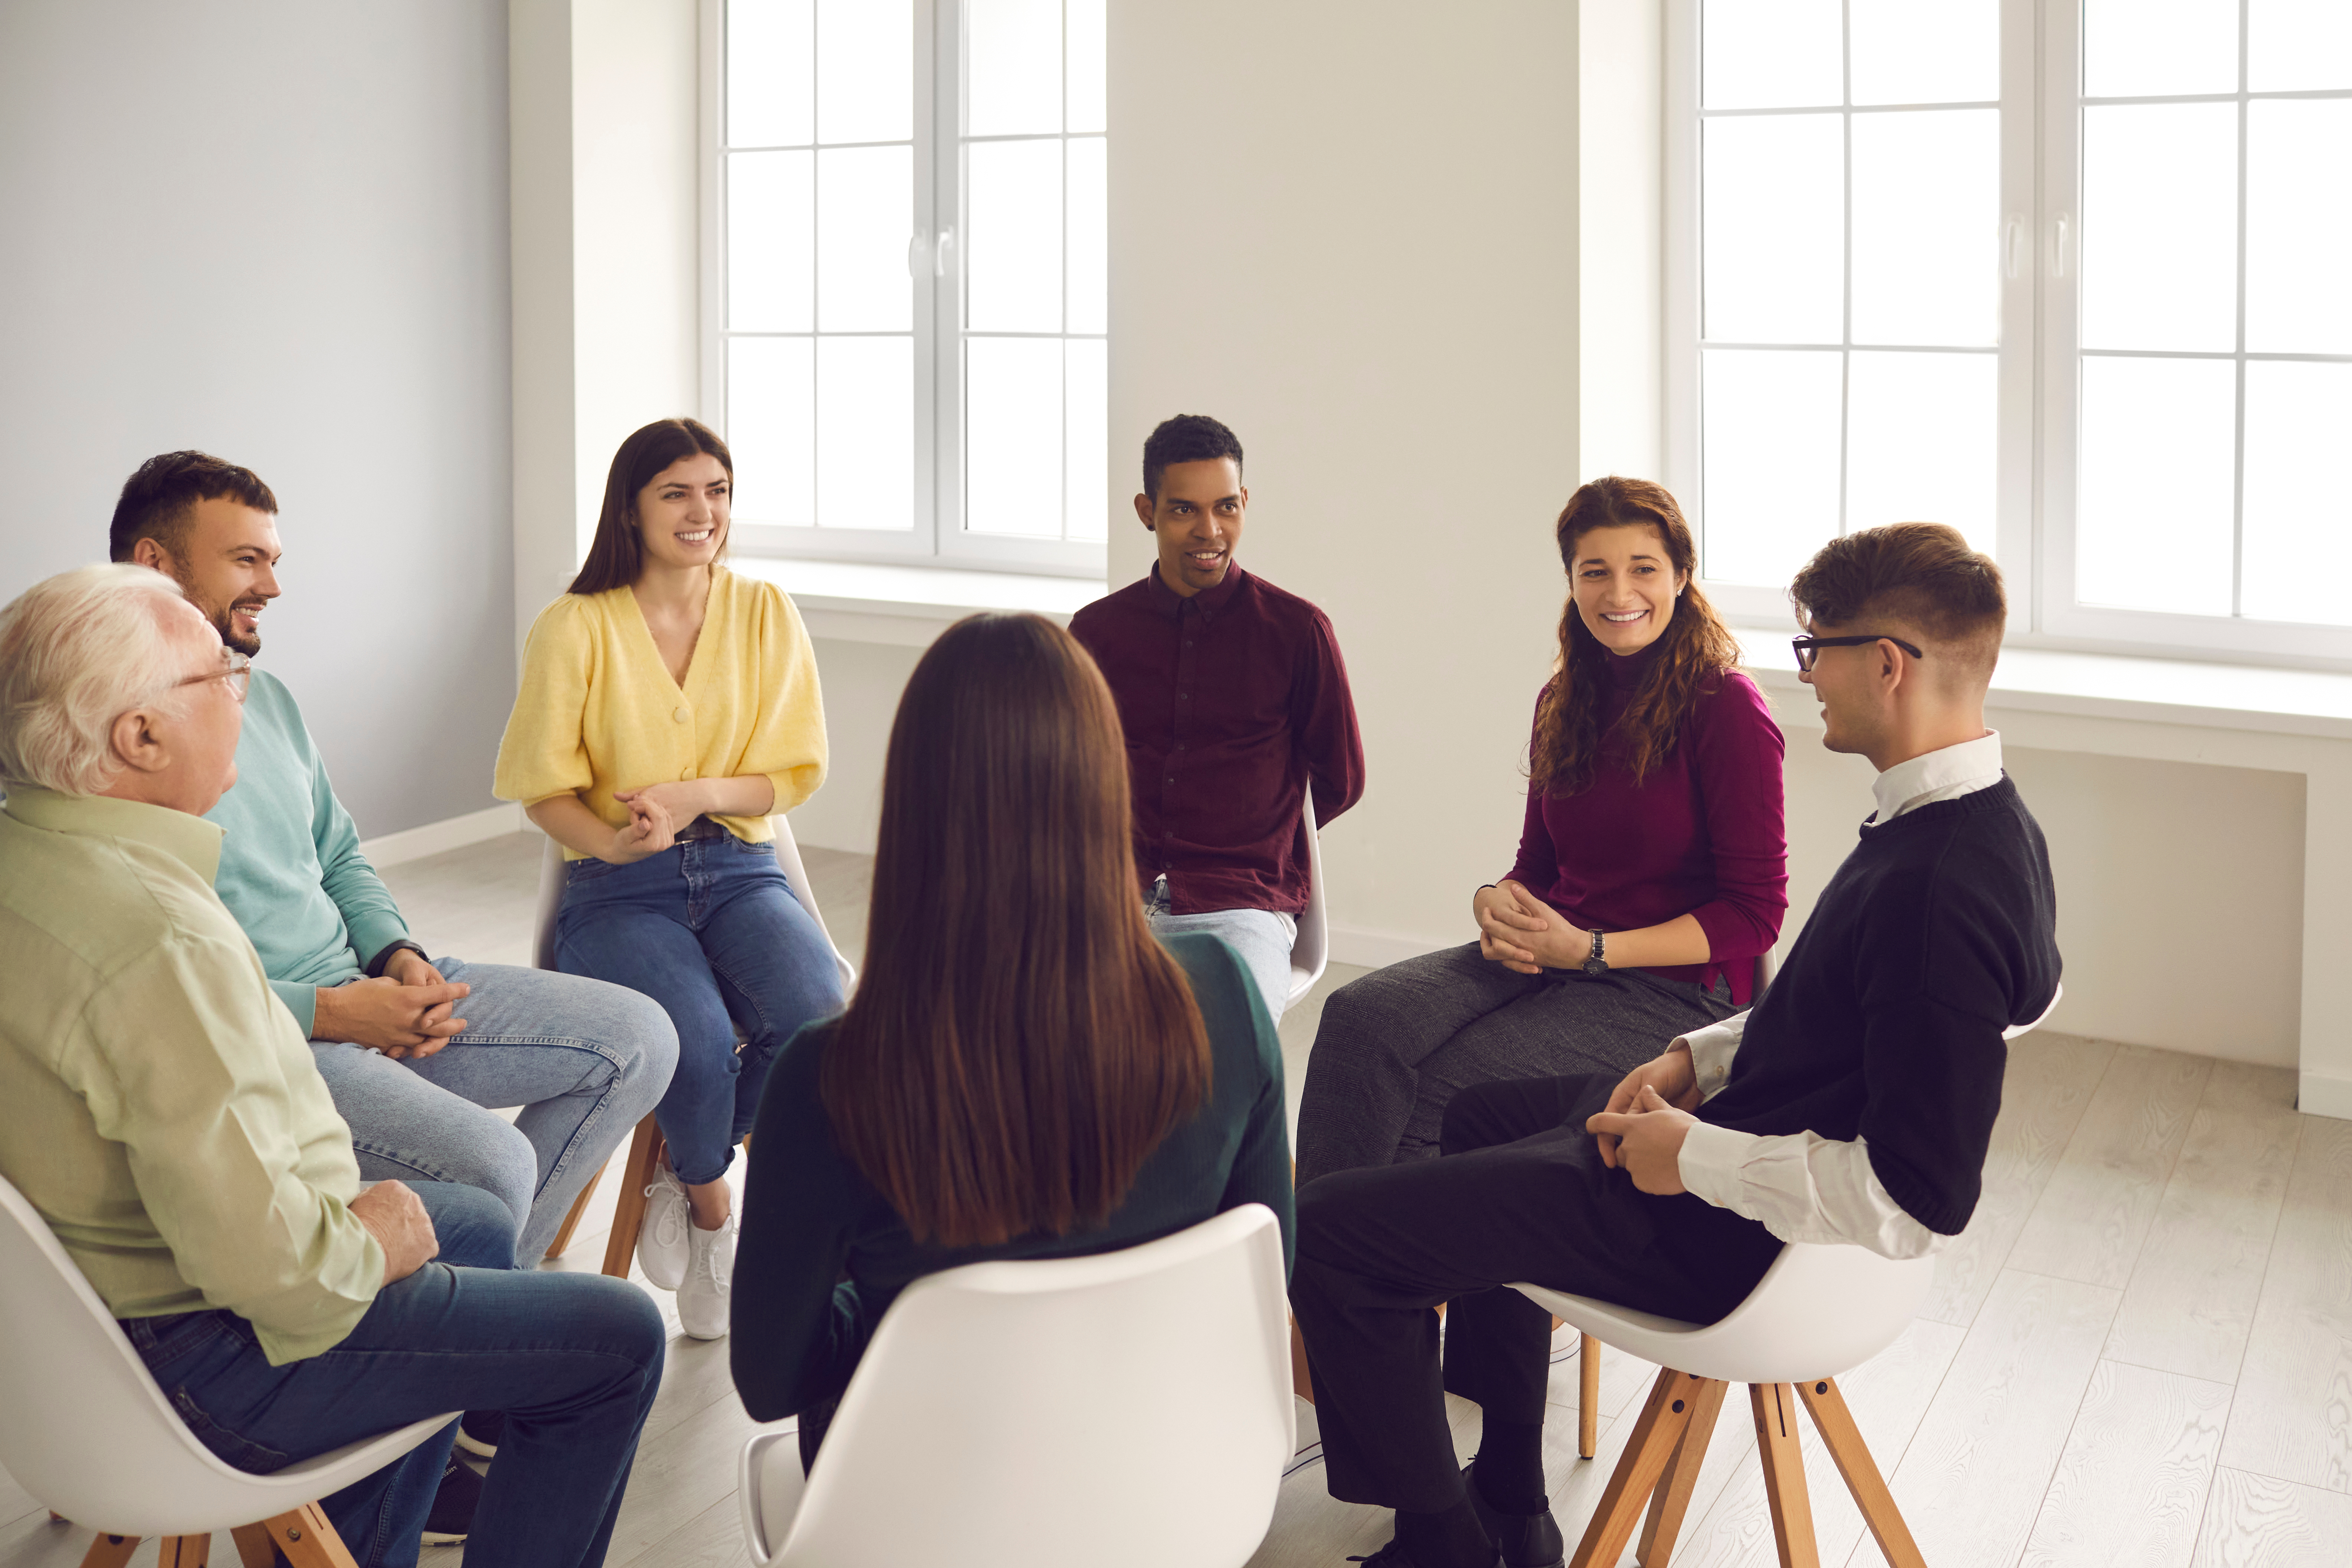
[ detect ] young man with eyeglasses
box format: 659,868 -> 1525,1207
109,452 -> 680,1533
1288,523 -> 2061,1568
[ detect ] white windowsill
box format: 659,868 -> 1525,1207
730,558 -> 1108,648
1730,625 -> 2352,743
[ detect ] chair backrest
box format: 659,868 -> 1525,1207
0,1173 -> 287,1531
748,1204 -> 1293,1568
532,815 -> 856,991
1286,792 -> 1328,1005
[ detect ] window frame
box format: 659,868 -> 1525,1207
699,0 -> 1109,580
1665,0 -> 2352,670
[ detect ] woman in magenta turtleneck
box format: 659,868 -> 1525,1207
1294,477 -> 1787,1184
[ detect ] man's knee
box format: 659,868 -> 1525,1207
409,1179 -> 520,1270
1437,1078 -> 1527,1157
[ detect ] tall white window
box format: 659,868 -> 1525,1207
711,0 -> 1108,575
1672,0 -> 2352,662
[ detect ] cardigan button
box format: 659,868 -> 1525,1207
673,707 -> 689,723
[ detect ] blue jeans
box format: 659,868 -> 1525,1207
555,835 -> 844,1185
311,959 -> 680,1264
1145,886 -> 1298,1024
121,1182 -> 665,1568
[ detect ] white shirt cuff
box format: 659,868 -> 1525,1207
1678,1011 -> 1748,1104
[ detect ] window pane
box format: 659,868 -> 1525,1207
1701,0 -> 1841,110
1702,115 -> 1844,344
1849,0 -> 1998,106
1851,109 -> 1999,347
1065,338 -> 1109,541
815,0 -> 910,144
1066,0 -> 1106,133
2083,0 -> 2238,98
817,145 -> 912,332
968,0 -> 1062,137
2246,100 -> 2352,356
729,0 -> 813,147
966,138 -> 1063,332
2249,0 -> 2352,92
727,337 -> 815,527
2076,356 -> 2234,615
815,337 -> 913,530
1066,137 -> 1108,335
965,337 -> 1064,535
2241,361 -> 2352,625
1845,352 -> 1998,553
729,150 -> 814,333
1701,349 -> 1844,586
2080,104 -> 2237,353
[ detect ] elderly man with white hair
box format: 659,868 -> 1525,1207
0,564 -> 666,1568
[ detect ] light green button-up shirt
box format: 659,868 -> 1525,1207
0,786 -> 384,1365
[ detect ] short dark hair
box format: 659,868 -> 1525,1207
1789,522 -> 2007,679
570,418 -> 734,595
1140,414 -> 1243,502
108,452 -> 279,563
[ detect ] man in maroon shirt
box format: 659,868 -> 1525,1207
1069,414 -> 1365,1021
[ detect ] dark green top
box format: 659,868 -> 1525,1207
730,932 -> 1294,1425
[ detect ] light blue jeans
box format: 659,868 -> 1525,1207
1145,883 -> 1299,1024
310,958 -> 679,1265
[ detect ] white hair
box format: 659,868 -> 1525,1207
0,563 -> 199,797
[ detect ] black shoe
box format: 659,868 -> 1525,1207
421,1456 -> 484,1547
1462,1461 -> 1565,1568
1347,1541 -> 1500,1568
455,1409 -> 503,1459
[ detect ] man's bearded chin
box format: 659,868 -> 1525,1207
211,603 -> 262,658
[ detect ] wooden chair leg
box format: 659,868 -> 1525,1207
599,1114 -> 664,1279
1796,1377 -> 1926,1568
1750,1383 -> 1821,1568
76,1533 -> 140,1568
1638,1376 -> 1728,1565
542,1158 -> 608,1261
259,1503 -> 359,1568
1579,1332 -> 1601,1459
157,1535 -> 210,1566
1566,1368 -> 1703,1568
230,1524 -> 279,1568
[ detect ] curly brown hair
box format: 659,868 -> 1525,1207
1530,477 -> 1741,796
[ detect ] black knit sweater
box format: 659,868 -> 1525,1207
1698,776 -> 2061,1236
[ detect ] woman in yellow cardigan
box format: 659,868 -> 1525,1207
495,416 -> 841,1339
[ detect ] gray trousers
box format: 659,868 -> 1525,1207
1293,942 -> 1741,1187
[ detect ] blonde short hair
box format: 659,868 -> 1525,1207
0,564 -> 199,796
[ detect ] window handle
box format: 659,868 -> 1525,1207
2048,214 -> 2071,280
2004,217 -> 2026,280
907,233 -> 925,278
933,226 -> 956,278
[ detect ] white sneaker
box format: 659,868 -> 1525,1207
638,1165 -> 691,1292
677,1212 -> 735,1341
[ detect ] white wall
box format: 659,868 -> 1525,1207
0,0 -> 514,837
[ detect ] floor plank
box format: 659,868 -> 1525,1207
1848,1269 -> 2120,1568
2189,1466 -> 2352,1567
2008,1045 -> 2212,1291
2018,1359 -> 2232,1568
1921,1033 -> 2116,1328
2104,1063 -> 2302,1384
2217,1117 -> 2352,1495
0,1510 -> 89,1568
610,1491 -> 753,1568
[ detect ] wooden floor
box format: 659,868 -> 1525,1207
6,831 -> 2349,1567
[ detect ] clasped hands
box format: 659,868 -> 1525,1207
608,780 -> 706,863
312,948 -> 469,1059
1472,880 -> 1596,976
1585,1043 -> 1702,1196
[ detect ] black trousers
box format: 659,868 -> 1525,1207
1290,1073 -> 1783,1511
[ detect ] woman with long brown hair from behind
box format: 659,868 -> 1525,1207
1293,477 -> 1788,1185
729,612 -> 1295,1462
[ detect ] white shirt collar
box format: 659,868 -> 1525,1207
1870,730 -> 2005,825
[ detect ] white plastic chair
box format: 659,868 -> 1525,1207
1520,982 -> 2063,1567
0,1173 -> 457,1567
1286,793 -> 1329,1007
533,814 -> 857,1271
737,1204 -> 1294,1568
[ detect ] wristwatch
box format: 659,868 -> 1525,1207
366,939 -> 426,979
1581,929 -> 1609,977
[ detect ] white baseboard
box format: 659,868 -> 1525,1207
358,803 -> 527,868
2299,1069 -> 2352,1122
1327,923 -> 1454,971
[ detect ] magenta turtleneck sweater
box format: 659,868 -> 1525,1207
1502,648 -> 1788,1004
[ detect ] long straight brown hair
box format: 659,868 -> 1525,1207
568,418 -> 733,596
1531,477 -> 1740,796
820,613 -> 1213,1247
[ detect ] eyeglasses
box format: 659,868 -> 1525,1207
175,649 -> 252,703
1790,634 -> 1924,672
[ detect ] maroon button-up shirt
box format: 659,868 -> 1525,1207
1070,563 -> 1365,915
